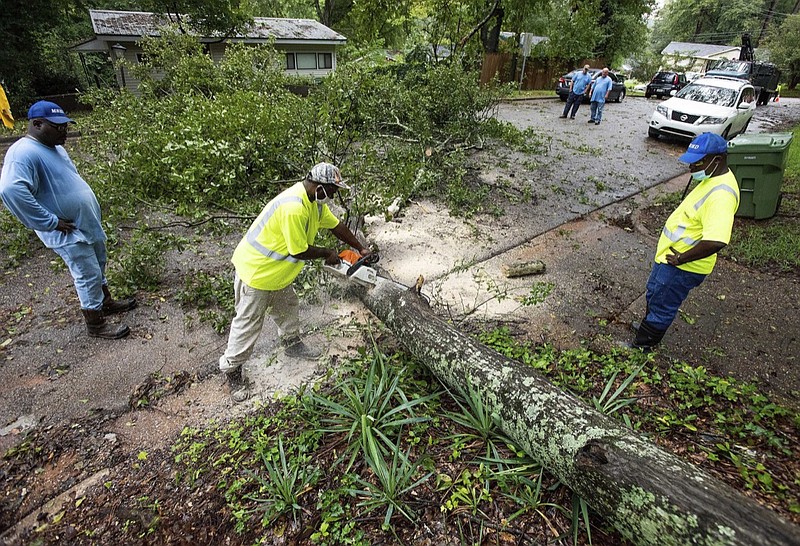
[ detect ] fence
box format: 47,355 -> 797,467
480,53 -> 604,91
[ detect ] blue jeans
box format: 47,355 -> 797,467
644,262 -> 706,331
53,241 -> 108,310
590,100 -> 606,122
563,91 -> 585,117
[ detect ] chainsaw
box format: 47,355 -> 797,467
324,250 -> 380,287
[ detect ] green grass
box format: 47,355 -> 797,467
778,87 -> 799,99
505,89 -> 557,99
728,219 -> 800,271
785,127 -> 800,181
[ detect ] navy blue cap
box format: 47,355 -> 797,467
679,133 -> 727,163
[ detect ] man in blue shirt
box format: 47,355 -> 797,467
560,65 -> 592,120
589,67 -> 614,125
0,101 -> 136,339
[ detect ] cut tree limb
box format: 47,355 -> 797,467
503,259 -> 546,278
354,277 -> 800,546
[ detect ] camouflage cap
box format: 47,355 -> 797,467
307,162 -> 350,189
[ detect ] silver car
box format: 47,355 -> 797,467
648,76 -> 756,141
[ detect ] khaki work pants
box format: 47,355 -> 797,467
218,274 -> 300,374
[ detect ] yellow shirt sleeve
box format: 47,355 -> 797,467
319,204 -> 340,230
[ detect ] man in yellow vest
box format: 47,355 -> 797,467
219,162 -> 371,401
630,133 -> 739,350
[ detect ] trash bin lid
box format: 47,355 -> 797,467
728,133 -> 793,152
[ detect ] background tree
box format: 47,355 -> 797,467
314,0 -> 354,28
763,14 -> 800,88
594,0 -> 652,66
250,0 -> 316,18
336,0 -> 416,47
0,0 -> 117,113
651,0 -> 798,53
140,0 -> 252,37
537,0 -> 603,64
512,0 -> 651,67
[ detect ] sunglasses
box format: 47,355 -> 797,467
42,119 -> 69,131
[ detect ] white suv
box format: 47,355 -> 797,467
648,76 -> 756,140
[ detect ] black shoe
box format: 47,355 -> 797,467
559,115 -> 567,119
570,116 -> 576,119
587,119 -> 594,123
617,340 -> 656,353
282,337 -> 322,359
632,320 -> 666,350
595,121 -> 600,125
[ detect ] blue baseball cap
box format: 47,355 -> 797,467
678,133 -> 728,164
27,101 -> 74,124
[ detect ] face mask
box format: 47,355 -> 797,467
690,157 -> 717,181
315,185 -> 333,204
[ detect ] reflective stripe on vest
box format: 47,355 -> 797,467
661,224 -> 699,247
693,183 -> 739,210
661,183 -> 738,248
245,195 -> 304,263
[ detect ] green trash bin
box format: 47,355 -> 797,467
727,132 -> 793,219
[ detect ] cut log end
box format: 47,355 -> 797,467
503,259 -> 546,278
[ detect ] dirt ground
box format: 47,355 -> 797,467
1,96 -> 799,543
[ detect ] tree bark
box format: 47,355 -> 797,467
355,278 -> 800,546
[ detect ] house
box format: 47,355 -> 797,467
70,10 -> 347,94
660,42 -> 741,73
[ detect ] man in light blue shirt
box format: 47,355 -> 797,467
589,67 -> 614,125
0,101 -> 136,339
560,65 -> 593,120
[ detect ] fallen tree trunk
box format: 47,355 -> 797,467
356,278 -> 800,546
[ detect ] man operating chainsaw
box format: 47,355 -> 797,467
219,162 -> 371,402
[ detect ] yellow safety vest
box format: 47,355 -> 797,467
232,182 -> 339,290
655,169 -> 739,275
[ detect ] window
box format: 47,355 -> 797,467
284,52 -> 333,71
296,53 -> 317,70
677,84 -> 737,108
136,53 -> 149,64
318,53 -> 332,69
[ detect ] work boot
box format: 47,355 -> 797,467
631,320 -> 666,352
102,285 -> 137,315
226,367 -> 250,403
282,337 -> 322,360
81,309 -> 130,339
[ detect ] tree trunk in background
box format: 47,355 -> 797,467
480,4 -> 504,53
355,278 -> 800,546
757,0 -> 779,46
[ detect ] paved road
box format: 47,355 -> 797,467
375,97 -> 800,287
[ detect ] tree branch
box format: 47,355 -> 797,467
456,0 -> 501,52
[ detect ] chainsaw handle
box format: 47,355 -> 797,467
346,253 -> 379,277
